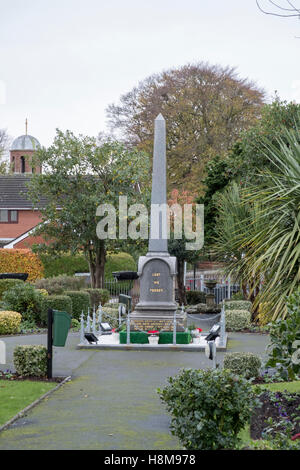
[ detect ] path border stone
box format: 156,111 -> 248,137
0,375 -> 71,433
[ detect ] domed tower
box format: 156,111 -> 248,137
10,120 -> 42,174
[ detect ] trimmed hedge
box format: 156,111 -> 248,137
186,290 -> 206,305
84,288 -> 110,308
0,311 -> 22,335
34,275 -> 86,295
223,352 -> 261,379
14,345 -> 47,377
119,331 -> 192,344
226,309 -> 251,331
41,295 -> 73,325
0,279 -> 24,300
0,249 -> 44,281
64,291 -> 90,320
225,301 -> 252,312
39,251 -> 136,280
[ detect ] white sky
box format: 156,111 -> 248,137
1,0 -> 300,148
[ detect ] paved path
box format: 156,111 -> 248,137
0,332 -> 270,450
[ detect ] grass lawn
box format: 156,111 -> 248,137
239,381 -> 300,447
0,381 -> 55,426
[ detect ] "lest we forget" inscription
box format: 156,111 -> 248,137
139,259 -> 173,303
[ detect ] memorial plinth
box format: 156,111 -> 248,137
130,114 -> 185,332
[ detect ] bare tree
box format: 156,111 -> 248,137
256,1 -> 300,17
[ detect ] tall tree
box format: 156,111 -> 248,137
27,130 -> 150,288
107,62 -> 265,193
198,100 -> 300,248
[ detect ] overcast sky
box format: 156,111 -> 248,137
1,0 -> 300,148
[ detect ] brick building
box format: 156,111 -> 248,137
0,132 -> 46,249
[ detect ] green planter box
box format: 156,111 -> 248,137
119,331 -> 191,345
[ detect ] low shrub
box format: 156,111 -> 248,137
231,291 -> 245,301
84,288 -> 110,308
2,283 -> 44,324
0,279 -> 24,300
266,288 -> 300,380
64,291 -> 90,320
34,275 -> 86,295
158,368 -> 260,450
223,352 -> 262,379
14,345 -> 47,377
186,290 -> 206,305
41,295 -> 73,325
100,306 -> 120,329
0,311 -> 22,335
225,300 -> 252,312
226,309 -> 251,331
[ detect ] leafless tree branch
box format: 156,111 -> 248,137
256,0 -> 300,16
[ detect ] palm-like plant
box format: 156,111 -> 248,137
241,128 -> 300,319
214,126 -> 300,320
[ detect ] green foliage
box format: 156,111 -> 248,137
119,331 -> 148,344
105,252 -> 136,280
158,332 -> 191,345
13,345 -> 47,377
0,279 -> 24,300
34,275 -> 86,295
225,300 -> 252,312
41,295 -> 72,325
64,291 -> 90,320
226,310 -> 251,331
158,368 -> 259,450
40,253 -> 89,278
200,100 -> 300,249
84,289 -> 110,308
231,291 -> 245,301
223,352 -> 261,379
266,289 -> 300,380
2,283 -> 44,324
0,311 -> 22,335
27,130 -> 150,288
186,290 -> 206,305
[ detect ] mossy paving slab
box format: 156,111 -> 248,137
0,333 -> 270,450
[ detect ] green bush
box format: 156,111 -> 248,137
2,283 -> 44,324
266,288 -> 300,380
14,345 -> 47,377
64,291 -> 90,320
0,311 -> 22,335
226,309 -> 251,331
159,332 -> 191,344
0,279 -> 24,300
158,368 -> 260,450
84,288 -> 110,308
225,300 -> 252,312
34,275 -> 86,295
40,253 -> 89,278
231,291 -> 245,301
105,252 -> 136,280
223,352 -> 261,379
41,295 -> 73,325
186,290 -> 206,305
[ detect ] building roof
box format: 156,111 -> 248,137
0,175 -> 47,209
11,135 -> 41,151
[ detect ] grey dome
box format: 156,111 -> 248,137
11,135 -> 41,151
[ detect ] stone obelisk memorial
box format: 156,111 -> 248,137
131,114 -> 185,332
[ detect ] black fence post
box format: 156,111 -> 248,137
47,308 -> 53,379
